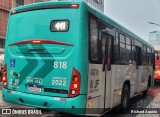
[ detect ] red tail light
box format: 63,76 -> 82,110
71,4 -> 79,8
68,68 -> 81,97
2,65 -> 8,89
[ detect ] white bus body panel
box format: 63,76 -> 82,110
87,63 -> 153,113
137,66 -> 153,92
112,64 -> 136,107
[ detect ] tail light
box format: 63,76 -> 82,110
11,10 -> 17,15
70,4 -> 79,8
2,65 -> 8,89
68,68 -> 81,97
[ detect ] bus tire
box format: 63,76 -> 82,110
121,84 -> 130,109
142,78 -> 150,97
154,79 -> 157,85
142,89 -> 148,97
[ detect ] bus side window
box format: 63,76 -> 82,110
126,37 -> 132,64
120,34 -> 132,64
132,39 -> 135,63
153,51 -> 155,70
114,31 -> 119,64
89,16 -> 99,62
120,34 -> 125,64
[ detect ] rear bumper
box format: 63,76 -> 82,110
2,87 -> 86,115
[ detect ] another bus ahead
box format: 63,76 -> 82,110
155,50 -> 160,81
2,1 -> 155,116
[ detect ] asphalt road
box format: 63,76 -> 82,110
1,82 -> 160,117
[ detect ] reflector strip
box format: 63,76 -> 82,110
44,88 -> 68,94
9,39 -> 74,46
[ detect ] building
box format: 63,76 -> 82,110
149,31 -> 160,50
0,0 -> 11,49
0,0 -> 46,49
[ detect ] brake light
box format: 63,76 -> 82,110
2,65 -> 8,89
32,40 -> 41,44
71,4 -> 79,8
68,68 -> 81,97
11,10 -> 17,14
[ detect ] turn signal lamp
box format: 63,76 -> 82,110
88,102 -> 92,107
3,71 -> 6,75
73,77 -> 79,82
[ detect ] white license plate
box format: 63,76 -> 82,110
28,86 -> 41,92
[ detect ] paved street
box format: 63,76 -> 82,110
1,82 -> 160,117
106,84 -> 160,117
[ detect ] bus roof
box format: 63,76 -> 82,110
10,1 -> 154,49
11,1 -> 81,12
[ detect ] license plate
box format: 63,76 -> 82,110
26,78 -> 42,85
28,86 -> 41,92
34,78 -> 42,84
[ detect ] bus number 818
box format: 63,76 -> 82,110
53,61 -> 67,69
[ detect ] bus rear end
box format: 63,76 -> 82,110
2,2 -> 87,115
155,50 -> 160,81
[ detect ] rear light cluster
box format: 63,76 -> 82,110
68,68 -> 81,97
2,65 -> 8,88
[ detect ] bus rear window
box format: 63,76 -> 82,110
50,20 -> 69,32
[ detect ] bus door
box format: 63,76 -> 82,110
135,46 -> 142,92
99,32 -> 113,112
87,31 -> 113,114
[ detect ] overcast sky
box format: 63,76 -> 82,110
104,0 -> 160,42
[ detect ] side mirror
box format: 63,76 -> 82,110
157,56 -> 160,60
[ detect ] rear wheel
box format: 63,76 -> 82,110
142,89 -> 148,97
142,78 -> 150,97
154,79 -> 157,85
121,84 -> 130,109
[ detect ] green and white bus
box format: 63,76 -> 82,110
2,1 -> 155,116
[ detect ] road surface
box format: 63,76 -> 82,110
1,82 -> 160,117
